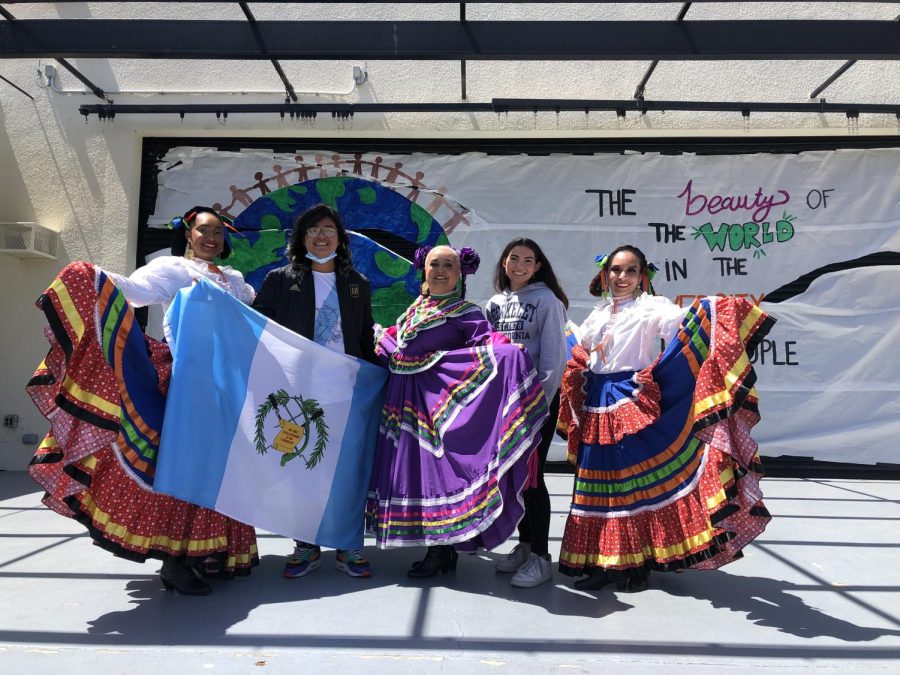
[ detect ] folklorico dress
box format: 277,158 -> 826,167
26,259 -> 259,576
367,294 -> 549,551
557,292 -> 774,575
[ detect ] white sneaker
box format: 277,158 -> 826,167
511,553 -> 553,588
496,542 -> 531,573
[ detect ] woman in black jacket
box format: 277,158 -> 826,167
253,203 -> 378,579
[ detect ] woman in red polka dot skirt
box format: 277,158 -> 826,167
27,207 -> 259,595
557,245 -> 774,592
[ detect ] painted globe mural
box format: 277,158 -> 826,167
227,176 -> 450,325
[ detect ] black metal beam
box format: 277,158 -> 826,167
81,102 -> 493,117
492,98 -> 900,114
634,2 -> 691,99
0,0 -> 28,100
3,20 -> 899,61
460,3 -> 467,100
238,2 -> 298,102
54,58 -> 111,102
0,4 -> 111,101
78,98 -> 900,118
809,12 -> 900,99
0,71 -> 32,98
0,1 -> 891,3
809,61 -> 858,100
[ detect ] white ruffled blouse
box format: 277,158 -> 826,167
104,255 -> 255,312
579,293 -> 687,374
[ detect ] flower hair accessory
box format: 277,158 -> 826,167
589,253 -> 611,296
458,247 -> 480,275
640,262 -> 659,295
414,245 -> 480,276
167,216 -> 188,231
413,245 -> 433,271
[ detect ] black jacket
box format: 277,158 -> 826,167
252,263 -> 378,365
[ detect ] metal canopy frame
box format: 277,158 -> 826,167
0,1 -> 892,4
79,99 -> 900,119
633,2 -> 692,100
1,2 -> 898,120
808,11 -> 899,100
2,19 -> 898,60
0,4 -> 110,100
238,1 -> 299,102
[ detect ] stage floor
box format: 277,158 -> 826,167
2,470 -> 899,674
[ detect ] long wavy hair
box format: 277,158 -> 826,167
287,203 -> 353,276
170,206 -> 234,260
588,244 -> 648,297
492,238 -> 569,310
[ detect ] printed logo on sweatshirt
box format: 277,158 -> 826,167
487,301 -> 537,341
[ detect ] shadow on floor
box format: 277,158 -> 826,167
0,471 -> 41,502
68,551 -> 900,657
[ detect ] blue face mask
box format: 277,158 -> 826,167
306,251 -> 338,265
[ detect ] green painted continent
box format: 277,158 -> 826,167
374,251 -> 412,277
372,281 -> 416,327
315,177 -> 351,209
228,229 -> 287,275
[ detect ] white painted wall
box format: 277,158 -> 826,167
1,2 -> 898,469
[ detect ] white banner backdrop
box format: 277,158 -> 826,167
149,147 -> 900,465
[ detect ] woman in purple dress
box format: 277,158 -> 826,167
367,245 -> 549,578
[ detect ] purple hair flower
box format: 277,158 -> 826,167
414,244 -> 480,276
458,247 -> 480,276
413,245 -> 433,271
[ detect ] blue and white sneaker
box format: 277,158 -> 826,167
283,542 -> 322,578
335,549 -> 372,578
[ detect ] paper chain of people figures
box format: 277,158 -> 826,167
25,202 -> 773,595
214,153 -> 471,233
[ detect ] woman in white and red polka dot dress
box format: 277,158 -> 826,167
27,207 -> 259,596
557,245 -> 773,593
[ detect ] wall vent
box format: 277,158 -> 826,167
0,222 -> 58,259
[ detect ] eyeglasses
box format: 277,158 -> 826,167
305,227 -> 338,238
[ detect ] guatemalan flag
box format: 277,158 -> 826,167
154,280 -> 387,551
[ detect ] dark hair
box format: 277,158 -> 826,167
170,206 -> 233,260
286,203 -> 353,275
492,238 -> 569,310
588,244 -> 648,297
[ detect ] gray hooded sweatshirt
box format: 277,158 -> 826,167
485,281 -> 567,400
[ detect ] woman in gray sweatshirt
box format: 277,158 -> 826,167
485,238 -> 569,588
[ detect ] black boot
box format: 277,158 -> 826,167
160,558 -> 212,595
407,545 -> 458,578
573,567 -> 622,590
619,565 -> 651,593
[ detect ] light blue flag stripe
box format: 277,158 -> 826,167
156,280 -> 268,507
316,359 -> 386,549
